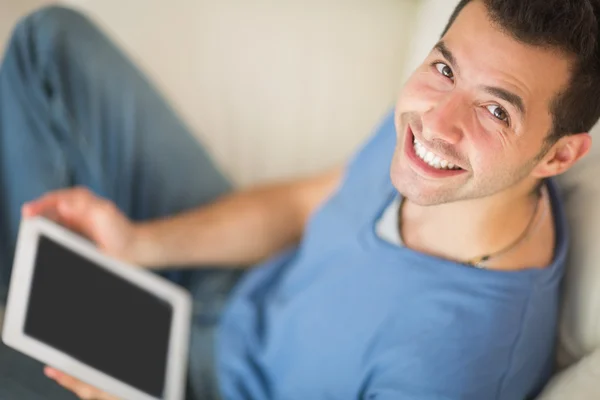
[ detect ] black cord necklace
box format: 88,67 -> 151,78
397,188 -> 546,268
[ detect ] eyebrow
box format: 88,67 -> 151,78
482,86 -> 526,117
433,40 -> 527,118
434,41 -> 458,74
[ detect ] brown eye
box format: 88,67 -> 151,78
486,105 -> 509,123
435,62 -> 454,80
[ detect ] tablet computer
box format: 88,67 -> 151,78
2,216 -> 192,400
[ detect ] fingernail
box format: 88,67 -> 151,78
44,368 -> 57,378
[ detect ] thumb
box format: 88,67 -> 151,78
55,199 -> 101,243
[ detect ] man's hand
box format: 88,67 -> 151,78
26,188 -> 138,398
45,367 -> 119,400
22,187 -> 140,264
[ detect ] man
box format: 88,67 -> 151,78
0,0 -> 597,399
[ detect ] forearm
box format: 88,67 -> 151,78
132,170 -> 340,268
134,185 -> 304,268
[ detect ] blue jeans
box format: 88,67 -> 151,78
0,6 -> 243,400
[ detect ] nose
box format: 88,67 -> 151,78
421,93 -> 467,145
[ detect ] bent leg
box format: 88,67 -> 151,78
0,6 -> 238,400
0,6 -> 233,293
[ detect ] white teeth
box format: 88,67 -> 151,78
412,139 -> 460,170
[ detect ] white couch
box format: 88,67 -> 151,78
3,0 -> 600,398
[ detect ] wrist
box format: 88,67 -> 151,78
127,223 -> 162,268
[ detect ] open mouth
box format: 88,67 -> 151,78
405,125 -> 466,177
413,139 -> 462,170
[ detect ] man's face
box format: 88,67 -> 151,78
390,0 -> 573,205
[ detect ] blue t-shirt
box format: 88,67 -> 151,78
216,112 -> 568,400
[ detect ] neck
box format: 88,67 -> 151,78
401,180 -> 543,264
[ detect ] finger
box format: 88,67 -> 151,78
22,187 -> 91,218
44,366 -> 58,378
45,367 -> 119,400
46,368 -> 101,400
56,191 -> 110,239
47,370 -> 88,394
23,188 -> 101,235
22,191 -> 64,217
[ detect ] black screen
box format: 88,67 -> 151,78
24,236 -> 172,398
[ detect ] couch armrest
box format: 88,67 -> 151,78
537,349 -> 600,399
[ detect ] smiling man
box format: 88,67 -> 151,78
0,1 -> 598,400
389,0 -> 592,272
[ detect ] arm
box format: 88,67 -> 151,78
24,167 -> 342,269
132,167 -> 342,268
32,169 -> 340,399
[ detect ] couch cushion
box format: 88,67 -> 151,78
554,127 -> 600,365
537,349 -> 600,399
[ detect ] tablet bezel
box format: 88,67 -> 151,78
2,217 -> 192,400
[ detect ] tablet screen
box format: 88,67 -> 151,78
24,235 -> 172,398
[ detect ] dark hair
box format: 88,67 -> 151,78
442,0 -> 600,143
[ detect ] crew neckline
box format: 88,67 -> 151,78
363,179 -> 569,281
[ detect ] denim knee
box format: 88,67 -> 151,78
9,5 -> 104,69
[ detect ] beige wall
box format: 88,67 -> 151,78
0,1 -> 418,185
51,0 -> 417,185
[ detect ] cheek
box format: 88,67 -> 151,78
396,71 -> 444,111
464,127 -> 507,166
466,111 -> 523,166
468,134 -> 527,175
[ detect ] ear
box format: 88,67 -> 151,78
531,132 -> 592,178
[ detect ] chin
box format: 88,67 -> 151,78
394,185 -> 445,206
390,162 -> 430,205
390,156 -> 457,206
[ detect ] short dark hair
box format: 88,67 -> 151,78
442,0 -> 600,143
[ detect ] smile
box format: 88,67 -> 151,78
412,139 -> 462,170
403,125 -> 466,178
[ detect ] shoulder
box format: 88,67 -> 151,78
347,110 -> 396,171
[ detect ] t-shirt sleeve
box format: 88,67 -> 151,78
345,109 -> 397,175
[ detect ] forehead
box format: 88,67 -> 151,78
441,1 -> 573,116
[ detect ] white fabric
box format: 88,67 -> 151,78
375,195 -> 403,246
537,350 -> 600,399
553,146 -> 600,364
